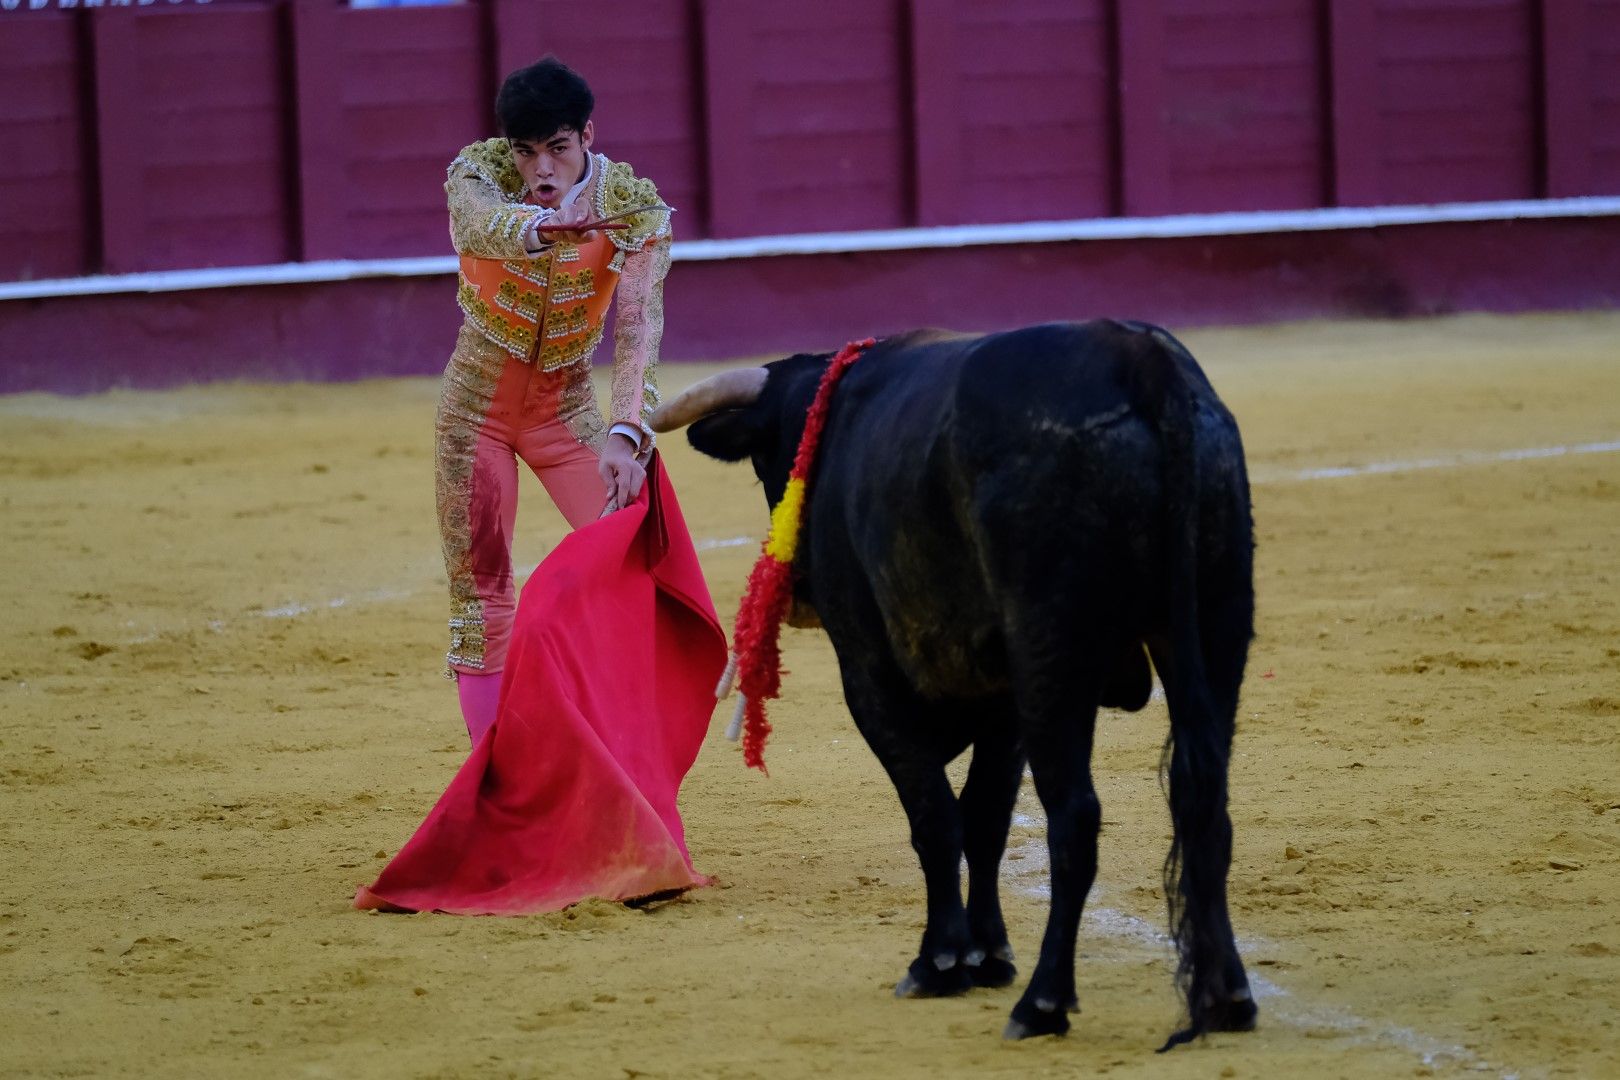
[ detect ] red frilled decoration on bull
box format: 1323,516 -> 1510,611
717,337 -> 877,773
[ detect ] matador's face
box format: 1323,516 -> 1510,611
510,121 -> 594,209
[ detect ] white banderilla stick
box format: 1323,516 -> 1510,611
716,652 -> 747,742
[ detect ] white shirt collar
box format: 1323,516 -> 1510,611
559,153 -> 595,212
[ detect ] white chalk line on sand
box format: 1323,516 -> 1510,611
1001,803 -> 1521,1078
216,435 -> 1617,636
116,539 -> 756,645
1250,438 -> 1620,485
245,538 -> 756,627
95,435 -> 1613,641
696,536 -> 758,552
258,587 -> 419,620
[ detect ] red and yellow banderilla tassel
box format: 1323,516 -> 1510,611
716,337 -> 876,772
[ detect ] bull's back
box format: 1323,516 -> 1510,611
813,321 -> 1242,696
949,322 -> 1187,600
952,320 -> 1224,444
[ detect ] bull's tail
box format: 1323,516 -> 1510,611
1116,322 -> 1252,1051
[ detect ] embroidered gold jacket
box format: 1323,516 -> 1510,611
444,138 -> 672,441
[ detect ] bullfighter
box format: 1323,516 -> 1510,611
433,56 -> 672,742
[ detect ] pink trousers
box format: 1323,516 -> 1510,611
436,349 -> 609,741
437,351 -> 609,660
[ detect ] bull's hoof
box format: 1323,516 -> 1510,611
1211,990 -> 1257,1036
1209,995 -> 1258,1033
1156,996 -> 1258,1053
1003,995 -> 1071,1040
894,954 -> 974,999
967,954 -> 1017,989
963,943 -> 1016,988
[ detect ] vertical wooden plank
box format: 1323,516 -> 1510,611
907,0 -> 960,227
75,11 -> 101,277
89,8 -> 144,273
683,0 -> 711,237
490,0 -> 545,88
289,0 -> 344,261
1326,0 -> 1380,207
1540,0 -> 1593,196
0,16 -> 93,280
698,0 -> 755,237
1115,0 -> 1171,216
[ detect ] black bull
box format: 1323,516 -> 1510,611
654,320 -> 1258,1049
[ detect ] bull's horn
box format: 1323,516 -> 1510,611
649,367 -> 768,432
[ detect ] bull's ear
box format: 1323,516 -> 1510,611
687,408 -> 762,462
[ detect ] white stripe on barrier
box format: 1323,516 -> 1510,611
3,195 -> 1617,301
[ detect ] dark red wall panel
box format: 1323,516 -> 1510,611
914,0 -> 1116,225
751,2 -> 910,233
1161,0 -> 1328,213
0,17 -> 89,280
701,0 -> 910,237
1591,0 -> 1620,192
1373,0 -> 1538,204
334,5 -> 486,258
114,8 -> 293,272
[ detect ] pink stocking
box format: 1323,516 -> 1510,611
456,672 -> 502,747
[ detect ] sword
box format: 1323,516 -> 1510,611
532,203 -> 673,233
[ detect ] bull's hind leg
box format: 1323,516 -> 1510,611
1002,654 -> 1105,1039
838,663 -> 976,1000
1184,566 -> 1259,1037
958,714 -> 1024,988
1149,580 -> 1257,1050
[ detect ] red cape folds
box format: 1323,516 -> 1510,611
355,457 -> 727,915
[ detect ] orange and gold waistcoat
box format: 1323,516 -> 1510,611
446,139 -> 672,374
456,235 -> 621,371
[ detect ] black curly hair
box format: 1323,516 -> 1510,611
496,56 -> 595,143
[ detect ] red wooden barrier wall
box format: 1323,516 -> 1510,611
917,0 -> 1117,224
1159,0 -> 1328,213
0,18 -> 92,280
292,2 -> 487,259
1573,0 -> 1620,192
702,0 -> 913,236
1374,0 -> 1538,204
92,6 -> 295,273
0,0 -> 1617,283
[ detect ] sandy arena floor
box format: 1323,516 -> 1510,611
2,312 -> 1618,1079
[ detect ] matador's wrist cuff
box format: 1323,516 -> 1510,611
608,421 -> 655,463
608,422 -> 643,448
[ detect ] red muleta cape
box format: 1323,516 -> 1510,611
356,456 -> 727,914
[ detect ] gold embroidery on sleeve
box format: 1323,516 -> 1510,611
446,138 -> 548,261
609,234 -> 672,432
592,155 -> 673,253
